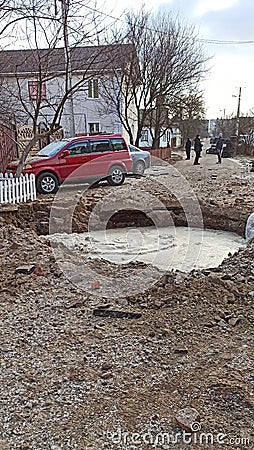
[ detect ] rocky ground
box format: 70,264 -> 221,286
1,148 -> 254,449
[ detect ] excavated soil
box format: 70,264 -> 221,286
0,151 -> 254,449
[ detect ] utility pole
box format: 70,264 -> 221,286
236,86 -> 241,141
60,0 -> 76,137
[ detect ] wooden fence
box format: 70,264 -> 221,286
17,125 -> 64,157
0,173 -> 36,204
0,122 -> 64,173
0,122 -> 18,172
144,147 -> 171,160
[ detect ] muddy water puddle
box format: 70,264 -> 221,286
48,227 -> 244,272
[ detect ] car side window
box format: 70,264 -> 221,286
111,138 -> 127,151
90,139 -> 111,153
68,142 -> 90,155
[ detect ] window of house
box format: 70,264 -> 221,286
28,81 -> 46,101
88,79 -> 99,98
162,130 -> 171,143
141,129 -> 148,141
88,122 -> 100,134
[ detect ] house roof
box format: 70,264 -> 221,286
0,44 -> 135,76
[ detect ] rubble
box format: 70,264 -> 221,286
175,407 -> 200,432
15,264 -> 36,274
0,154 -> 254,448
92,309 -> 142,319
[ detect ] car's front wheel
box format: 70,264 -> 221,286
36,172 -> 59,194
134,160 -> 145,175
107,165 -> 125,186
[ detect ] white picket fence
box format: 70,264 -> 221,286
0,172 -> 36,204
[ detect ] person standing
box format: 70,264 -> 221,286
215,134 -> 223,164
185,137 -> 191,160
193,134 -> 202,165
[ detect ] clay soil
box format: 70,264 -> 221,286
0,149 -> 254,449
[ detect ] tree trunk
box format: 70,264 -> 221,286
152,126 -> 160,149
16,135 -> 39,177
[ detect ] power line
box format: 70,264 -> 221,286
81,5 -> 254,46
199,38 -> 254,45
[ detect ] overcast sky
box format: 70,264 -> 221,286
5,0 -> 253,120
114,0 -> 254,119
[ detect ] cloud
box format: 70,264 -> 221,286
158,0 -> 198,18
157,0 -> 253,41
196,0 -> 254,41
138,0 -> 254,117
194,0 -> 238,17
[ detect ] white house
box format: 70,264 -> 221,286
0,44 -> 138,144
139,126 -> 182,149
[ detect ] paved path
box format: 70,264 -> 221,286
174,147 -> 241,172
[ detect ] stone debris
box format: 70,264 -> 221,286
93,308 -> 142,319
174,348 -> 188,355
175,407 -> 200,432
228,316 -> 241,326
0,155 -> 254,448
91,280 -> 100,290
15,264 -> 35,274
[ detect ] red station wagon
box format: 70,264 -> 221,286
8,134 -> 133,194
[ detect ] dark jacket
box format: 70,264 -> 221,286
216,137 -> 223,152
185,138 -> 191,150
194,136 -> 202,152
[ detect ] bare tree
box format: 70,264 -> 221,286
237,113 -> 254,154
171,91 -> 206,141
213,113 -> 254,155
101,9 -> 209,147
215,115 -> 236,139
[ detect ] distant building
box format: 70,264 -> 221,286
139,126 -> 182,149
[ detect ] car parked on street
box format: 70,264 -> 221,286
206,138 -> 232,158
128,144 -> 151,175
7,134 -> 133,194
206,143 -> 217,154
206,143 -> 229,156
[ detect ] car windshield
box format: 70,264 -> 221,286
37,141 -> 68,157
129,144 -> 141,152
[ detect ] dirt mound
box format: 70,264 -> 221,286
0,222 -> 253,448
1,155 -> 254,448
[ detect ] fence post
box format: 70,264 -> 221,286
7,177 -> 12,203
11,177 -> 16,203
4,179 -> 8,203
15,176 -> 20,203
25,173 -> 30,200
19,174 -> 23,202
0,180 -> 3,203
30,174 -> 36,201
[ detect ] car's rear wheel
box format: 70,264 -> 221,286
36,172 -> 59,194
134,160 -> 145,175
107,165 -> 125,186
